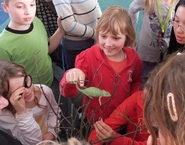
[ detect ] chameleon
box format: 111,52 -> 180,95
75,82 -> 111,105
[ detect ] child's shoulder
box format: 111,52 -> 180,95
124,47 -> 139,57
34,84 -> 52,94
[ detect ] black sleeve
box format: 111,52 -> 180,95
0,130 -> 22,145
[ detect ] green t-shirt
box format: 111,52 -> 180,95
0,17 -> 53,87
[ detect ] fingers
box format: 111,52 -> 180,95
66,68 -> 85,86
147,135 -> 152,145
9,87 -> 25,103
9,87 -> 26,115
94,120 -> 114,141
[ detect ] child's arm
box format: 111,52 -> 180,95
88,94 -> 134,144
60,49 -> 89,97
110,137 -> 147,145
128,0 -> 145,28
52,0 -> 100,40
60,68 -> 85,97
88,91 -> 145,144
48,16 -> 65,54
0,110 -> 42,145
3,87 -> 43,144
92,120 -> 147,145
15,111 -> 43,144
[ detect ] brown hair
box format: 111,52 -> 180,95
95,6 -> 135,47
144,52 -> 185,145
0,60 -> 27,115
0,60 -> 42,116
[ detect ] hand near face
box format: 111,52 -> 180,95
9,87 -> 26,115
66,68 -> 85,87
42,132 -> 55,140
94,119 -> 115,142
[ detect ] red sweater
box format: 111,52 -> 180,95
88,91 -> 148,145
60,45 -> 143,125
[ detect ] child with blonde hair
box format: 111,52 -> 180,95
60,6 -> 142,126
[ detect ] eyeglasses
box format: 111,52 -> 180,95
23,75 -> 32,88
171,19 -> 185,32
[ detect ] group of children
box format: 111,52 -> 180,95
0,0 -> 185,145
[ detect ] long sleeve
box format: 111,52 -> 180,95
88,95 -> 134,144
110,137 -> 147,145
0,110 -> 42,145
88,91 -> 148,145
128,0 -> 145,28
53,0 -> 102,40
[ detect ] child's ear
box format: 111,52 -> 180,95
1,3 -> 9,13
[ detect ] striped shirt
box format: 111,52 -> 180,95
53,0 -> 102,41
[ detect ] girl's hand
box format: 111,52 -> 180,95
9,87 -> 26,115
94,119 -> 115,142
42,132 -> 55,140
66,68 -> 85,87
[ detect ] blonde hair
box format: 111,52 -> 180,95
145,0 -> 155,15
96,6 -> 135,47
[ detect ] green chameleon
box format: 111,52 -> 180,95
75,82 -> 111,105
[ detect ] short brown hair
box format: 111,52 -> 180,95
96,6 -> 135,47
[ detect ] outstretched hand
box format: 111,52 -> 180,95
66,68 -> 85,87
94,119 -> 115,142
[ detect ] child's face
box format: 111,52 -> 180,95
8,75 -> 35,104
98,27 -> 126,61
173,6 -> 185,44
2,0 -> 36,29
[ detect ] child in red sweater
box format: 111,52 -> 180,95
60,6 -> 142,125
